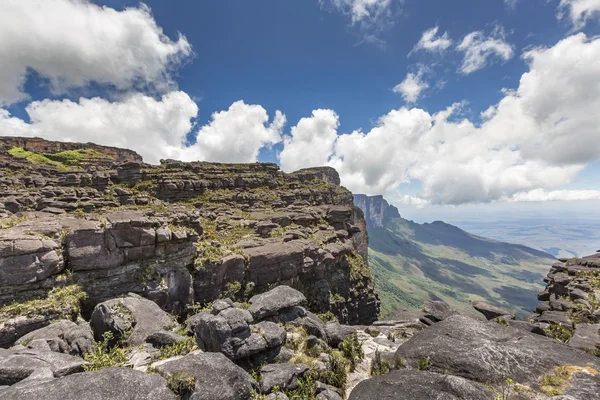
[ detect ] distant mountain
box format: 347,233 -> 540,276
354,194 -> 556,317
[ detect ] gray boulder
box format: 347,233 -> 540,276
0,315 -> 53,348
260,363 -> 309,393
248,286 -> 307,320
568,324 -> 600,353
90,297 -> 176,346
423,300 -> 457,322
395,315 -> 600,387
324,321 -> 355,347
348,370 -> 494,400
472,301 -> 515,320
0,348 -> 86,385
16,320 -> 94,356
152,353 -> 258,400
0,367 -> 176,400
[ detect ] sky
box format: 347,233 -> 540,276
1,0 -> 600,222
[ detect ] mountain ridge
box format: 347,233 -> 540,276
354,194 -> 556,317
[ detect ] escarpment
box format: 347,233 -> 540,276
0,137 -> 379,348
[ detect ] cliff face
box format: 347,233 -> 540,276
353,194 -> 400,228
0,137 -> 379,346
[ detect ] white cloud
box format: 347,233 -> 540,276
279,109 -> 339,172
182,101 -> 286,163
457,26 -> 514,74
510,189 -> 600,202
0,0 -> 191,106
410,26 -> 453,55
504,0 -> 519,9
281,33 -> 600,205
0,96 -> 286,165
323,0 -> 392,23
558,0 -> 600,29
393,66 -> 430,103
0,92 -> 198,164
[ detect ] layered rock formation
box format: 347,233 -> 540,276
0,137 -> 379,350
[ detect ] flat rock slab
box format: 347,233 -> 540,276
260,363 -> 309,393
0,367 -> 176,400
248,285 -> 306,321
423,300 -> 456,322
395,315 -> 600,387
568,324 -> 600,352
348,370 -> 494,400
152,353 -> 258,400
472,301 -> 514,320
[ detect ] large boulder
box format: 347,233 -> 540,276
90,296 -> 176,346
0,315 -> 53,348
349,370 -> 494,400
472,301 -> 514,321
151,353 -> 258,400
422,300 -> 456,323
248,286 -> 307,321
0,367 -> 176,400
0,348 -> 86,385
15,320 -> 94,356
568,324 -> 600,353
260,363 -> 309,393
324,321 -> 355,347
395,315 -> 600,388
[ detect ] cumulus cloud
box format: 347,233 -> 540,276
0,96 -> 286,165
558,0 -> 600,29
0,92 -> 198,164
281,33 -> 600,205
457,26 -> 514,74
410,26 -> 453,55
0,0 -> 191,106
393,66 -> 430,103
279,109 -> 339,172
182,101 -> 286,163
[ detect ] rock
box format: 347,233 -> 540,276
152,353 -> 258,400
506,320 -> 546,336
395,315 -> 600,387
90,297 -> 176,346
538,310 -> 571,326
554,272 -> 571,285
248,286 -> 307,321
472,301 -> 515,320
260,363 -> 310,393
568,324 -> 600,353
252,321 -> 286,348
145,330 -> 187,347
0,315 -> 54,348
422,300 -> 456,322
0,348 -> 86,385
0,367 -> 176,400
316,381 -> 343,400
324,321 -> 355,347
211,299 -> 233,315
570,288 -> 589,301
348,370 -> 494,400
15,320 -> 94,356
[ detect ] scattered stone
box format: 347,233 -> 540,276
15,320 -> 94,357
0,348 -> 86,385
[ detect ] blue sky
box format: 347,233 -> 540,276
1,0 -> 599,220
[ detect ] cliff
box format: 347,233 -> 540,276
0,137 -> 379,347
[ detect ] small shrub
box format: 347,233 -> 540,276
157,337 -> 197,360
0,284 -> 87,320
166,372 -> 196,399
418,355 -> 431,371
312,350 -> 348,395
544,323 -> 572,344
220,281 -> 242,300
284,375 -> 316,400
338,333 -> 364,372
365,327 -> 380,337
316,311 -> 338,323
83,331 -> 129,371
370,349 -> 390,377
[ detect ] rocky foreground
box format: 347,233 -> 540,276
0,137 -> 599,399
